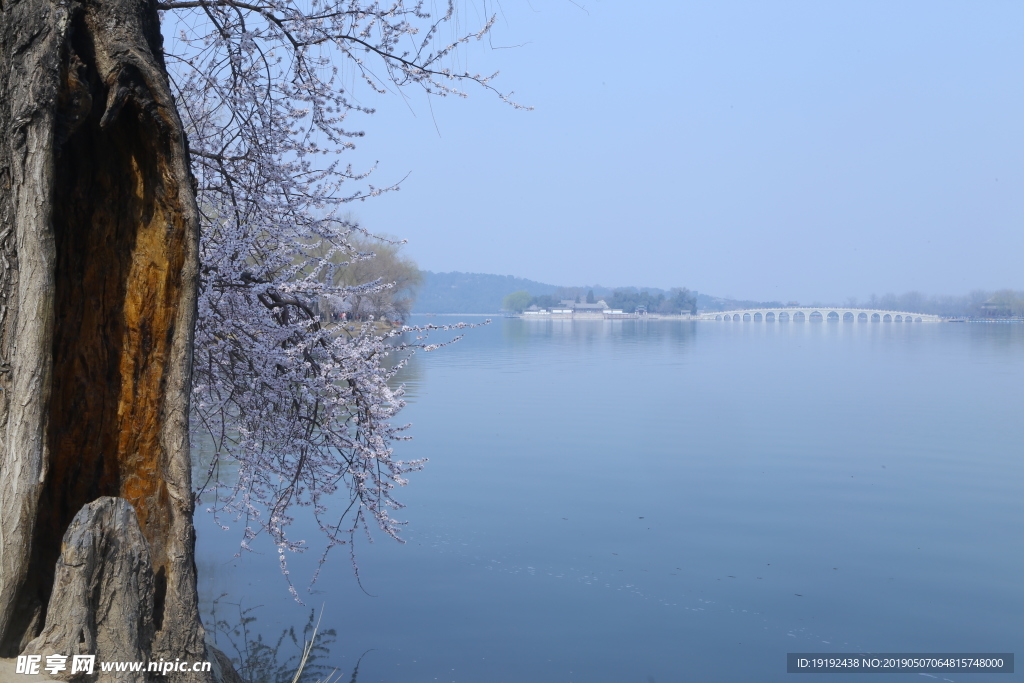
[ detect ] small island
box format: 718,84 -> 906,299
505,288 -> 698,319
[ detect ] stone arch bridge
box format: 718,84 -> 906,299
700,308 -> 943,323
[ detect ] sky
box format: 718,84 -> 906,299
334,0 -> 1023,303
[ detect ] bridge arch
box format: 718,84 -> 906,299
754,312 -> 762,322
793,311 -> 805,322
871,313 -> 880,322
743,313 -> 751,322
843,312 -> 854,322
779,311 -> 789,322
883,314 -> 892,322
827,311 -> 840,322
766,312 -> 775,322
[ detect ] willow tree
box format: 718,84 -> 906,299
0,0 -> 514,667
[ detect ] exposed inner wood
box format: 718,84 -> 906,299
24,7 -> 188,637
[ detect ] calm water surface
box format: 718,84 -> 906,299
196,318 -> 1023,682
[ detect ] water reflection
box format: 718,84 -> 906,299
205,598 -> 368,683
500,318 -> 699,356
195,320 -> 1024,682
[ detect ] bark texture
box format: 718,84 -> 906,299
0,0 -> 207,676
22,498 -> 155,683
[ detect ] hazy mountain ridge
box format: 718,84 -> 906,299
412,271 -> 758,313
412,272 -> 1023,318
412,272 -> 559,314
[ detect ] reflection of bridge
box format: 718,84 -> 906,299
700,308 -> 943,323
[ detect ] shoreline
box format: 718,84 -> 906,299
413,313 -> 1023,323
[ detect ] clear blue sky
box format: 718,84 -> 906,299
341,0 -> 1023,303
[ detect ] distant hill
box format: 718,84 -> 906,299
412,272 -> 561,313
696,293 -> 787,312
413,271 -> 771,314
411,272 -> 1018,317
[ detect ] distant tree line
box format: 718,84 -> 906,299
844,290 -> 1024,318
697,296 -> 786,312
606,288 -> 697,315
701,290 -> 1024,319
503,287 -> 697,314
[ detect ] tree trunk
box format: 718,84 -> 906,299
0,0 -> 208,675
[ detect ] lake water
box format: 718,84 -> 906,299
196,317 -> 1023,682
